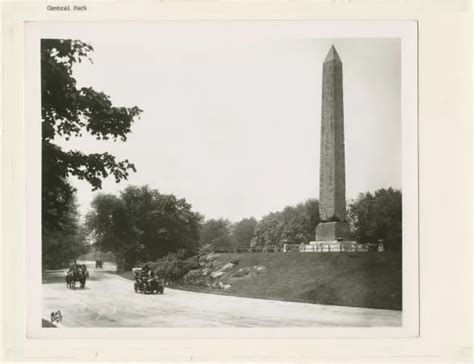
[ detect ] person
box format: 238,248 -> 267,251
67,263 -> 77,276
140,264 -> 151,280
66,265 -> 73,280
133,270 -> 140,281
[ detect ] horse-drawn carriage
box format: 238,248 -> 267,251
66,263 -> 89,289
133,266 -> 164,294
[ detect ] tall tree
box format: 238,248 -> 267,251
42,196 -> 89,269
199,219 -> 233,249
86,186 -> 203,270
231,217 -> 257,248
41,39 -> 141,267
347,188 -> 402,250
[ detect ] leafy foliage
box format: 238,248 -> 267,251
150,253 -> 200,282
231,217 -> 257,248
253,199 -> 320,249
347,188 -> 402,250
199,219 -> 233,249
41,39 -> 141,268
86,186 -> 203,270
42,197 -> 89,269
200,217 -> 258,250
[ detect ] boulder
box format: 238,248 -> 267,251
221,263 -> 235,272
232,267 -> 251,277
184,269 -> 202,281
210,271 -> 225,279
201,267 -> 212,276
218,282 -> 232,290
203,253 -> 221,262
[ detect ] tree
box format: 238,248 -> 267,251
253,199 -> 320,249
86,186 -> 203,270
42,196 -> 89,269
41,39 -> 141,267
347,188 -> 402,250
231,217 -> 257,248
84,193 -> 140,269
199,219 -> 233,249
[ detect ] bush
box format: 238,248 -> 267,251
176,248 -> 195,259
199,244 -> 213,255
150,253 -> 200,282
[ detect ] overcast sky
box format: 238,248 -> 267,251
49,23 -> 401,222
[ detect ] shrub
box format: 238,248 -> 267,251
199,244 -> 213,255
150,253 -> 200,282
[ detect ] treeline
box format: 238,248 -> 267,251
43,184 -> 402,270
199,200 -> 319,251
199,187 -> 402,252
82,186 -> 401,271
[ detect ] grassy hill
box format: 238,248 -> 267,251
176,251 -> 402,310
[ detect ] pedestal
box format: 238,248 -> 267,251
315,221 -> 350,241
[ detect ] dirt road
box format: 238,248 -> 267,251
42,261 -> 401,327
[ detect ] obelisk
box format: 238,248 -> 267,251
315,45 -> 350,242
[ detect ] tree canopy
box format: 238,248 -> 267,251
231,217 -> 257,248
86,186 -> 203,270
42,196 -> 89,269
347,188 -> 402,250
41,39 -> 141,268
42,39 -> 142,232
199,219 -> 233,250
253,199 -> 320,249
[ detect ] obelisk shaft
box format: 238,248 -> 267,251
316,45 -> 350,241
319,45 -> 346,222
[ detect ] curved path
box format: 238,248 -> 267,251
42,261 -> 401,327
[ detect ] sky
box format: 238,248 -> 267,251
49,23 -> 401,222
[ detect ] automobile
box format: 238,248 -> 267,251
133,268 -> 164,294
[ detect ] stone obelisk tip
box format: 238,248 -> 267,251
324,45 -> 341,63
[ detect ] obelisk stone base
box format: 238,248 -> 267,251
315,221 -> 350,241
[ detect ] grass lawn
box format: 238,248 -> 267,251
120,251 -> 402,310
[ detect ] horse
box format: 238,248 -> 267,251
65,265 -> 88,289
